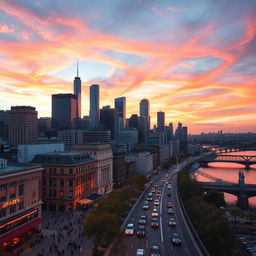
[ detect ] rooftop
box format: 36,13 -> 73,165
0,164 -> 42,176
32,152 -> 95,165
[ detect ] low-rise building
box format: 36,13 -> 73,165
18,143 -> 64,163
72,144 -> 113,195
58,130 -> 83,151
32,152 -> 96,211
126,152 -> 153,176
0,158 -> 43,247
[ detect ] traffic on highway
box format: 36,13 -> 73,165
121,160 -> 202,256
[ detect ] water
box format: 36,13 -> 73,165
195,151 -> 256,208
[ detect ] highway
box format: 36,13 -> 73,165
117,160 -> 202,256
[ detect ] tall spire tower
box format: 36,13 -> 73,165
74,60 -> 81,118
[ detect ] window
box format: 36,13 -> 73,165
43,177 -> 46,186
69,169 -> 73,175
19,183 -> 24,196
0,208 -> 6,218
53,178 -> 57,186
53,189 -> 56,198
49,178 -> 52,186
10,193 -> 16,199
10,182 -> 16,187
0,184 -> 6,190
60,179 -> 64,187
18,201 -> 24,210
60,190 -> 64,197
69,179 -> 73,187
61,168 -> 64,174
49,189 -> 52,197
53,168 -> 56,174
43,189 -> 46,197
68,190 -> 73,199
0,196 -> 6,203
10,205 -> 16,214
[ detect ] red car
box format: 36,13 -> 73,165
167,202 -> 173,208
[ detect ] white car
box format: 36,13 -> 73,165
125,223 -> 135,235
152,208 -> 159,217
154,199 -> 160,206
136,249 -> 145,256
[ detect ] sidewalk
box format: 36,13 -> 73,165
10,210 -> 94,256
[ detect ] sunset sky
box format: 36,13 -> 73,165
0,0 -> 255,134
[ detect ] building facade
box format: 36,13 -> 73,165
57,130 -> 83,151
89,84 -> 100,131
9,106 -> 38,147
83,130 -> 111,144
114,97 -> 126,130
0,160 -> 43,246
18,143 -> 64,163
32,152 -> 96,211
72,144 -> 113,195
52,94 -> 77,130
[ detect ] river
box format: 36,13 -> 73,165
195,151 -> 256,208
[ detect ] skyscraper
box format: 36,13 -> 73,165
9,106 -> 38,146
100,106 -> 118,140
139,99 -> 150,143
52,94 -> 77,130
157,111 -> 165,131
73,61 -> 81,119
114,97 -> 126,129
140,99 -> 150,130
90,84 -> 100,131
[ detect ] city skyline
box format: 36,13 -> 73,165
0,1 -> 255,133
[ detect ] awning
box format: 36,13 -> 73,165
0,218 -> 42,244
77,198 -> 93,205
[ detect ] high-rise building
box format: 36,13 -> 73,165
128,114 -> 139,129
167,122 -> 173,141
100,106 -> 118,140
90,84 -> 100,131
9,106 -> 38,146
52,94 -> 77,130
73,62 -> 81,119
140,99 -> 150,130
0,110 -> 9,141
174,122 -> 188,153
114,97 -> 126,129
157,111 -> 165,131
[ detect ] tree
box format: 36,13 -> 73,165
83,211 -> 120,255
204,190 -> 226,207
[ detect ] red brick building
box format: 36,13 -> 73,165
32,152 -> 96,211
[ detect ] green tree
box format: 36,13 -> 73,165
83,211 -> 120,255
204,190 -> 226,207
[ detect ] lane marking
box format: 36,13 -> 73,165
159,182 -> 165,243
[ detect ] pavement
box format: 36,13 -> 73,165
9,210 -> 94,256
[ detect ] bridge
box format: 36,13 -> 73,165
195,170 -> 256,208
199,154 -> 256,170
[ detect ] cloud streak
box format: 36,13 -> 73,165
0,0 -> 255,133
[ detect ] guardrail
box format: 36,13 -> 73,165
176,167 -> 211,256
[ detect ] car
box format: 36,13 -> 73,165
167,208 -> 174,214
138,216 -> 147,225
168,184 -> 172,189
154,199 -> 160,206
125,223 -> 135,235
156,190 -> 162,195
152,208 -> 159,217
136,225 -> 146,237
168,217 -> 176,226
167,192 -> 171,197
151,217 -> 159,228
136,249 -> 145,256
143,204 -> 149,210
150,245 -> 160,256
167,202 -> 173,208
171,233 -> 182,245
